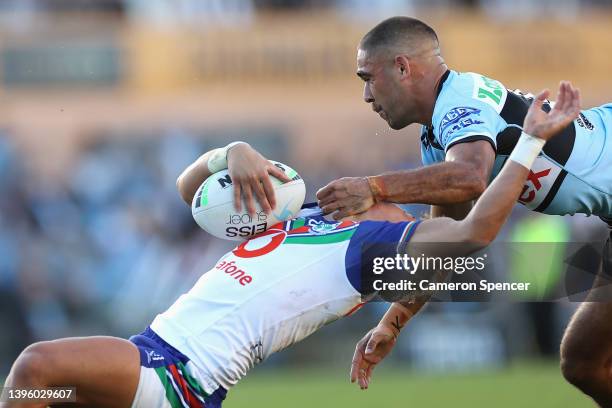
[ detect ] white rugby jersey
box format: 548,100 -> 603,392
151,209 -> 419,393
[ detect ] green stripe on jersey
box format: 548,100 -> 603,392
292,218 -> 306,229
285,229 -> 356,245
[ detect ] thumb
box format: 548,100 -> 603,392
531,89 -> 550,111
365,336 -> 380,355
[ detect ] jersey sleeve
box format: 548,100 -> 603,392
420,125 -> 445,166
433,74 -> 509,153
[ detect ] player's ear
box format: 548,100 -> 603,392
394,55 -> 411,79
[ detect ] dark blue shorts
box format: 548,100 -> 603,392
130,327 -> 227,408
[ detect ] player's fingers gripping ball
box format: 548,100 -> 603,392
192,161 -> 306,241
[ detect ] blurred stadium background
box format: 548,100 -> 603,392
1,0 -> 611,406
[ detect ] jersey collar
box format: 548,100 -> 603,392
435,69 -> 451,98
425,69 -> 451,134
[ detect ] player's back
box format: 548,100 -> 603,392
421,70 -> 612,217
151,215 -> 361,392
149,210 -> 417,395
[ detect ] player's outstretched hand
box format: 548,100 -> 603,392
350,325 -> 397,390
523,81 -> 581,141
227,143 -> 291,216
316,177 -> 375,220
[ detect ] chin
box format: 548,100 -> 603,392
387,115 -> 413,130
387,120 -> 406,130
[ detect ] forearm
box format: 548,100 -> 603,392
461,161 -> 529,245
176,150 -> 217,205
377,300 -> 427,337
176,141 -> 247,205
430,202 -> 473,220
461,134 -> 547,245
370,161 -> 486,206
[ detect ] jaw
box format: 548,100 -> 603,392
386,113 -> 411,130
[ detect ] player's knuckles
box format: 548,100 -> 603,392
327,184 -> 342,195
334,212 -> 348,220
233,174 -> 250,184
243,189 -> 254,200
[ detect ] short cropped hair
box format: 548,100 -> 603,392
360,16 -> 439,55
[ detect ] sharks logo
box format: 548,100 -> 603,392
439,107 -> 484,143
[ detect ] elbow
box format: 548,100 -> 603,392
451,171 -> 487,202
468,174 -> 487,198
176,175 -> 184,196
176,175 -> 190,204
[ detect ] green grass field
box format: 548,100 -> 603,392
227,362 -> 594,408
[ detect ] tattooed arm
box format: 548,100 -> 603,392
350,299 -> 426,389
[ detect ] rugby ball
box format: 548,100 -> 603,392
192,161 -> 306,241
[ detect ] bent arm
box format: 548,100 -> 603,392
411,159 -> 529,253
176,149 -> 221,205
430,201 -> 473,220
176,142 -> 291,212
372,140 -> 495,205
317,141 -> 494,219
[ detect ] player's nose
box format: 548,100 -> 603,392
363,82 -> 374,103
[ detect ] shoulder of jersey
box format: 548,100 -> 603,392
260,217 -> 359,245
439,71 -> 508,114
285,217 -> 357,235
431,71 -> 508,139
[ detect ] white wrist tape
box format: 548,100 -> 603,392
508,132 -> 546,170
207,141 -> 247,173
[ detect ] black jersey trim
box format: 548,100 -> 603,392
436,70 -> 451,98
541,124 -> 576,166
497,91 -> 575,166
496,126 -> 522,156
421,70 -> 452,152
499,91 -> 530,127
533,169 -> 568,213
446,135 -> 497,153
300,202 -> 319,209
421,126 -> 444,151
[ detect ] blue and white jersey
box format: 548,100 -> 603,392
421,70 -> 612,217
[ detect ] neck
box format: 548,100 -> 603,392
418,62 -> 449,126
